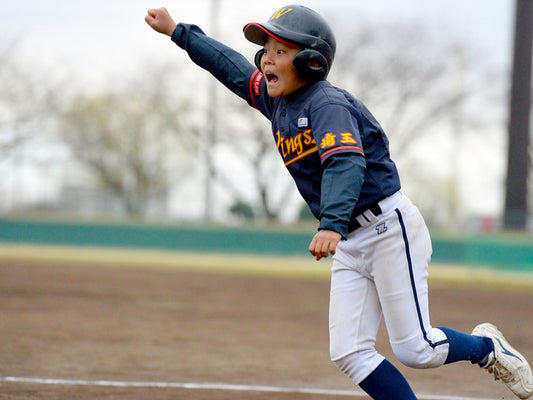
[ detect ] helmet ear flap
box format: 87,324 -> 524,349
293,49 -> 329,81
254,49 -> 265,71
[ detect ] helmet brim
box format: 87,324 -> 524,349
243,23 -> 300,48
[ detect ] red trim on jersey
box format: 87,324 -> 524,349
320,146 -> 364,160
244,23 -> 301,49
249,70 -> 262,109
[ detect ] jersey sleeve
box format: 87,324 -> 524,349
319,152 -> 366,239
311,103 -> 364,163
171,23 -> 273,119
311,102 -> 366,238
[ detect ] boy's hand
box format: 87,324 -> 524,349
309,229 -> 342,261
145,8 -> 177,36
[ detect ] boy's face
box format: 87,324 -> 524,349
261,36 -> 308,98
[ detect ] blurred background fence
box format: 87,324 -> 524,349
0,217 -> 531,272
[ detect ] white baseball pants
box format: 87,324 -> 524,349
329,191 -> 449,384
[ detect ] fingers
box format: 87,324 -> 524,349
145,8 -> 159,27
146,7 -> 167,18
308,230 -> 341,261
145,8 -> 158,22
313,245 -> 328,261
314,239 -> 331,261
308,237 -> 323,261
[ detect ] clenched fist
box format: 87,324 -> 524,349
145,7 -> 177,36
309,229 -> 342,261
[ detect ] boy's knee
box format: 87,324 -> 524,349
332,350 -> 385,385
391,338 -> 448,369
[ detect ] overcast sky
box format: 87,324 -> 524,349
1,0 -> 514,81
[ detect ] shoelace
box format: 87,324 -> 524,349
488,361 -> 514,383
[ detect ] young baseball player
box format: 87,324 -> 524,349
145,5 -> 533,399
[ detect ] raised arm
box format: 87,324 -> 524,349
145,7 -> 272,116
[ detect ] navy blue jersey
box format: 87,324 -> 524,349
172,23 -> 401,238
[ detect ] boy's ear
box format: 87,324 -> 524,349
254,47 -> 328,80
254,49 -> 265,71
293,49 -> 329,81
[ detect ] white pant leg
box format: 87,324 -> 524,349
329,257 -> 385,383
372,195 -> 448,368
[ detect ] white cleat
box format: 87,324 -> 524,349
472,323 -> 533,399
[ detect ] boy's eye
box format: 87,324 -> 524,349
263,48 -> 286,55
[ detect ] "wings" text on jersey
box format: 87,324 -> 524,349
274,129 -> 318,166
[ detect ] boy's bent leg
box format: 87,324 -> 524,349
375,201 -> 492,370
372,197 -> 450,368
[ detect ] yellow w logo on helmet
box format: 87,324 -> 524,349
271,8 -> 292,20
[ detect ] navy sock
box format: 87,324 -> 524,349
359,359 -> 417,400
439,326 -> 494,364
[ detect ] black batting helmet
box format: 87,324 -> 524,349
243,5 -> 336,81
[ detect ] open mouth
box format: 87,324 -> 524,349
265,72 -> 278,83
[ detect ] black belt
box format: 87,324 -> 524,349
348,203 -> 383,232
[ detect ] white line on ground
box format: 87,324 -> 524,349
0,376 -> 499,400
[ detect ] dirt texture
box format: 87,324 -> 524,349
1,259 -> 532,400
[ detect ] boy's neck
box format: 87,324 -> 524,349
283,80 -> 320,101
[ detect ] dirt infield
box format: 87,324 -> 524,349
1,254 -> 532,400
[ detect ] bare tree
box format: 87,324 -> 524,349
57,64 -> 199,217
0,41 -> 60,158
